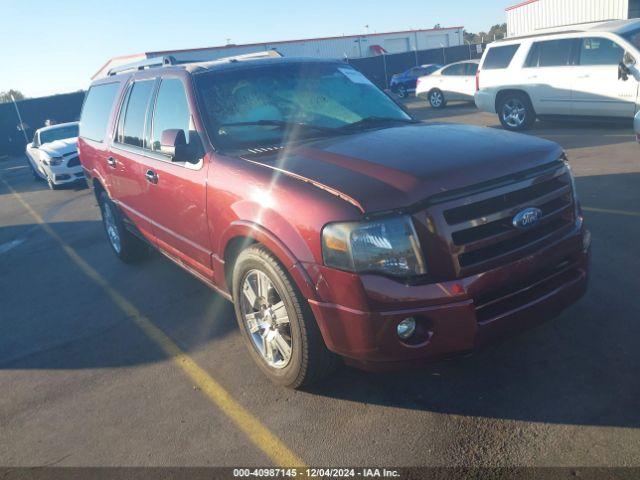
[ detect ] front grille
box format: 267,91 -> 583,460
67,156 -> 80,167
430,163 -> 575,275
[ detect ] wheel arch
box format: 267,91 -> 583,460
495,89 -> 535,114
219,221 -> 318,303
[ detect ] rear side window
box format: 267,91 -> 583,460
117,80 -> 155,148
526,39 -> 576,67
465,63 -> 478,75
80,83 -> 120,142
483,44 -> 520,69
442,64 -> 466,76
151,78 -> 192,153
579,37 -> 624,65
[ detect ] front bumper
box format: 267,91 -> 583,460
44,165 -> 85,185
306,225 -> 590,371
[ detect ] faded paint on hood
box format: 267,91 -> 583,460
240,123 -> 563,213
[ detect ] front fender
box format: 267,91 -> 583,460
215,217 -> 318,301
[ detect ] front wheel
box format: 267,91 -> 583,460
498,93 -> 536,131
98,191 -> 147,263
429,89 -> 446,109
232,245 -> 338,388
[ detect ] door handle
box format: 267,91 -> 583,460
106,156 -> 116,168
527,75 -> 538,80
578,74 -> 590,79
145,169 -> 158,184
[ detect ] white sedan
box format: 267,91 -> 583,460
26,122 -> 83,190
416,60 -> 479,109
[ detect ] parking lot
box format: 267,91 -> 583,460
1,100 -> 639,468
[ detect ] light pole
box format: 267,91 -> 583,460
10,94 -> 29,143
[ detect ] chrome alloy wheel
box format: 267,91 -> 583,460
430,90 -> 443,107
240,269 -> 292,369
502,98 -> 527,128
102,201 -> 121,254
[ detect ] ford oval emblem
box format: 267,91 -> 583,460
512,207 -> 542,230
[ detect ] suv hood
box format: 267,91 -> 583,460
40,137 -> 78,157
241,124 -> 563,213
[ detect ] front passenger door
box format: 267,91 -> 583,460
572,37 -> 638,117
144,76 -> 212,278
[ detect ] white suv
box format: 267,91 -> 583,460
475,19 -> 640,131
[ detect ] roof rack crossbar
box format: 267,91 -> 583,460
107,55 -> 177,76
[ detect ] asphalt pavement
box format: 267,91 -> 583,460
1,101 -> 639,469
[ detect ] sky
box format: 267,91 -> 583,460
0,0 -> 514,98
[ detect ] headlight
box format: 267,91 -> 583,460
43,156 -> 63,166
562,154 -> 580,219
322,215 -> 426,277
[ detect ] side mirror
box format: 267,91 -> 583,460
618,62 -> 630,81
624,51 -> 636,68
160,129 -> 194,162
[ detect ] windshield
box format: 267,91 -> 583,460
39,124 -> 79,144
194,62 -> 411,150
623,28 -> 640,50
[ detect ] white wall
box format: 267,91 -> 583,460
507,0 -> 629,37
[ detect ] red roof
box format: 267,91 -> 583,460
506,0 -> 539,11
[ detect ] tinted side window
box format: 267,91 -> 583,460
579,37 -> 624,65
442,64 -> 466,76
118,80 -> 155,148
151,78 -> 191,153
526,39 -> 575,67
483,44 -> 520,69
80,83 -> 120,142
465,63 -> 478,75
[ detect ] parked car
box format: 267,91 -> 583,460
389,64 -> 441,98
475,19 -> 640,131
416,60 -> 479,108
635,110 -> 640,142
25,122 -> 83,189
79,52 -> 590,388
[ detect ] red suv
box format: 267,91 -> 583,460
78,53 -> 590,388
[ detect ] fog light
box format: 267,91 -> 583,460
397,317 -> 416,340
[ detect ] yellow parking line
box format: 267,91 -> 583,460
583,206 -> 640,217
0,177 -> 305,468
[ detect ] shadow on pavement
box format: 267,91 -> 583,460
1,161 -> 638,430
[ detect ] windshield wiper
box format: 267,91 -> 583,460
218,120 -> 337,134
338,116 -> 418,131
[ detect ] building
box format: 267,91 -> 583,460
93,26 -> 464,79
506,0 -> 640,37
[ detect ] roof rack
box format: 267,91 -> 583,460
106,50 -> 283,77
107,55 -> 178,76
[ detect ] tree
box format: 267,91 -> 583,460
464,23 -> 507,44
0,89 -> 25,103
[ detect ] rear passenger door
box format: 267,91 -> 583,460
523,38 -> 577,115
439,63 -> 468,100
572,37 -> 638,117
110,78 -> 158,243
143,76 -> 212,278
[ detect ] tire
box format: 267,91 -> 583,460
498,92 -> 536,131
98,191 -> 147,263
30,163 -> 40,181
429,89 -> 446,109
232,245 -> 338,388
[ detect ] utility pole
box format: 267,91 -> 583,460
10,94 -> 28,143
